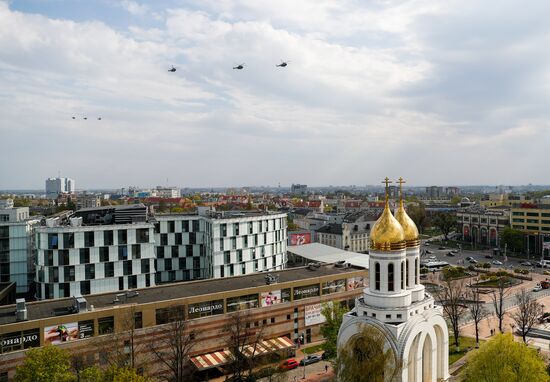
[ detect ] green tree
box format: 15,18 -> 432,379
101,366 -> 151,382
501,227 -> 525,253
406,203 -> 429,234
463,333 -> 549,382
432,212 -> 456,240
336,324 -> 400,382
14,346 -> 74,382
320,302 -> 347,361
287,218 -> 299,231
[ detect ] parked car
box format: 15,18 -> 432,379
469,259 -> 478,264
520,261 -> 532,266
446,252 -> 455,257
425,250 -> 434,254
485,254 -> 493,259
425,242 -> 430,246
541,280 -> 550,289
466,256 -> 474,261
299,355 -> 322,366
492,260 -> 503,265
280,359 -> 299,370
438,247 -> 446,250
533,284 -> 543,292
535,261 -> 543,268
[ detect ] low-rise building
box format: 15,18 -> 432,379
456,205 -> 510,247
510,197 -> 550,256
0,264 -> 366,381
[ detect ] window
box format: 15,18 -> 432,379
118,246 -> 128,261
171,246 -> 178,258
401,261 -> 405,290
226,294 -> 259,312
123,260 -> 133,276
175,233 -> 182,245
118,230 -> 127,245
160,234 -> 168,246
141,259 -> 150,274
193,257 -> 200,269
80,248 -> 90,264
104,262 -> 114,278
179,258 -> 186,270
375,262 -> 380,290
157,246 -> 164,258
168,221 -> 175,233
80,280 -> 90,295
104,230 -> 114,246
136,228 -> 149,243
100,247 -> 110,262
64,266 -> 75,282
134,312 -> 143,329
63,233 -> 74,248
182,220 -> 189,232
128,275 -> 137,289
85,264 -> 95,280
156,305 -> 185,324
132,244 -> 141,259
165,258 -> 173,271
192,220 -> 199,232
237,249 -> 243,262
84,231 -> 94,247
58,250 -> 69,266
224,251 -> 231,264
388,263 -> 394,292
98,316 -> 114,335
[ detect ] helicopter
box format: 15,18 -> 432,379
72,117 -> 75,119
98,117 -> 102,121
233,63 -> 245,70
276,60 -> 289,67
168,66 -> 176,72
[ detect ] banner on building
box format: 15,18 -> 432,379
261,290 -> 282,307
304,303 -> 326,326
289,233 -> 311,246
44,322 -> 79,345
544,241 -> 550,250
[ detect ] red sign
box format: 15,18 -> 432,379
289,233 -> 311,246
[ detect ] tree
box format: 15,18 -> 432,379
336,324 -> 400,382
432,212 -> 456,240
320,302 -> 347,361
501,227 -> 525,253
463,333 -> 549,382
14,346 -> 74,382
435,278 -> 466,350
223,309 -> 265,380
406,203 -> 429,234
150,308 -> 198,382
510,288 -> 544,343
100,366 -> 151,382
467,288 -> 488,348
491,278 -> 509,333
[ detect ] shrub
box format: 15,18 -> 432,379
482,263 -> 491,269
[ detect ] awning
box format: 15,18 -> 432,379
241,336 -> 295,358
190,349 -> 234,371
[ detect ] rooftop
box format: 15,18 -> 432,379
287,243 -> 369,269
0,264 -> 362,326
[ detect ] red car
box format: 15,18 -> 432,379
279,359 -> 299,370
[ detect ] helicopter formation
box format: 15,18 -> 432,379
168,60 -> 290,72
72,116 -> 101,120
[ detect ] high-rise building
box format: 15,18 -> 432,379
425,186 -> 443,199
0,206 -> 40,296
154,210 -> 288,283
45,177 -> 75,199
35,204 -> 156,300
291,184 -> 308,195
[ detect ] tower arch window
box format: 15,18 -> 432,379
415,258 -> 419,284
406,259 -> 411,288
388,263 -> 394,292
375,262 -> 380,291
401,261 -> 405,290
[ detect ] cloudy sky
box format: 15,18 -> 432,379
1,0 -> 549,189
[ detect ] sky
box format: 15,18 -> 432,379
1,0 -> 550,189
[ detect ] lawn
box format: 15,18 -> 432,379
302,343 -> 324,355
448,336 -> 482,366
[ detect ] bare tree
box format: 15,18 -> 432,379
150,307 -> 198,382
336,324 -> 401,382
467,288 -> 488,348
510,288 -> 544,343
491,278 -> 509,333
223,309 -> 266,380
436,278 -> 467,351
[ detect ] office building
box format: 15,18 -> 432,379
154,210 -> 287,283
456,205 -> 510,247
425,186 -> 443,199
45,177 -> 75,199
35,205 -> 156,300
290,184 -> 308,195
510,197 -> 550,256
0,207 -> 40,296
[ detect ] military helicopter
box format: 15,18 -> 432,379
98,117 -> 102,121
168,66 -> 176,72
233,63 -> 245,70
72,116 -> 75,119
276,60 -> 289,67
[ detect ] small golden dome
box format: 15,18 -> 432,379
370,202 -> 406,251
395,200 -> 420,247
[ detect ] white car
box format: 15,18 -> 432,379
492,260 -> 503,265
533,284 -> 543,292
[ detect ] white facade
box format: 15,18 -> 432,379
35,223 -> 156,299
0,207 -> 39,295
154,212 -> 287,283
45,177 -> 75,199
155,187 -> 181,198
337,208 -> 449,381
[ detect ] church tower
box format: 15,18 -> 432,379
337,178 -> 450,382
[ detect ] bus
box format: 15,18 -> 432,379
421,260 -> 450,271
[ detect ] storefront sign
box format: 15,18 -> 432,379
293,284 -> 320,300
304,304 -> 326,326
347,276 -> 365,291
188,300 -> 224,319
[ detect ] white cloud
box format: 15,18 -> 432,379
118,0 -> 148,16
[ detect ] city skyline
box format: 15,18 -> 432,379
2,1 -> 550,188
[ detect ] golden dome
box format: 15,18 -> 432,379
395,200 -> 420,247
370,201 -> 406,251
